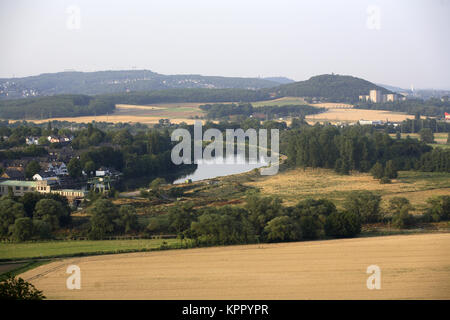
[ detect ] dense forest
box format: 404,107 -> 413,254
100,88 -> 272,106
199,103 -> 324,119
0,95 -> 115,119
282,124 -> 450,175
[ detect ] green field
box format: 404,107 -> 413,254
389,132 -> 448,144
0,239 -> 180,261
251,96 -> 308,107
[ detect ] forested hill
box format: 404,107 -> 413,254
268,74 -> 392,103
0,70 -> 279,99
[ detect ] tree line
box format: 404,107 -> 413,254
282,124 -> 450,175
3,189 -> 448,242
0,95 -> 115,119
145,192 -> 450,245
355,98 -> 450,117
199,103 -> 324,120
0,193 -> 71,242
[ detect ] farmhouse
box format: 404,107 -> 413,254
45,162 -> 69,176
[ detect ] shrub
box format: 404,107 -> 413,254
324,211 -> 361,238
380,177 -> 391,184
118,205 -> 139,233
392,207 -> 415,228
33,199 -> 67,230
419,128 -> 434,144
0,275 -> 45,300
384,160 -> 398,179
343,191 -> 381,223
264,216 -> 301,242
245,195 -> 284,235
32,219 -> 53,239
88,199 -> 119,239
0,198 -> 25,237
370,162 -> 384,179
424,196 -> 450,222
10,217 -> 33,242
299,216 -> 322,240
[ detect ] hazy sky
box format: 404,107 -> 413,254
1,0 -> 449,89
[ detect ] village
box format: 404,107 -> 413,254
0,133 -> 121,205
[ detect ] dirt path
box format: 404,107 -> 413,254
21,233 -> 450,299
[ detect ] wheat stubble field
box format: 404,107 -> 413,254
21,233 -> 450,299
17,96 -> 414,125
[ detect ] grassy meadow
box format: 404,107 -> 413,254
0,238 -> 180,261
244,167 -> 450,211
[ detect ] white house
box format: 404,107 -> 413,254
359,120 -> 383,126
46,162 -> 68,176
95,167 -> 121,177
26,137 -> 40,145
33,171 -> 59,183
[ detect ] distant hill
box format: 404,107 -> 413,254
377,83 -> 450,100
0,72 -> 403,120
269,74 -> 392,103
263,77 -> 295,84
0,70 -> 280,99
376,83 -> 408,93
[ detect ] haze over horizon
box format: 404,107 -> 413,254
1,0 -> 449,90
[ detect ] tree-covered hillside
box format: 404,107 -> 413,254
100,88 -> 272,106
268,74 -> 391,103
0,70 -> 279,99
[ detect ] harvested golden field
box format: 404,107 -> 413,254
10,97 -> 413,125
21,233 -> 450,299
22,102 -> 207,125
309,102 -> 354,109
27,115 -> 202,125
245,168 -> 450,208
306,108 -> 415,124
